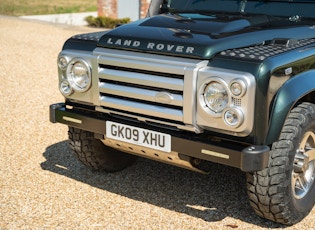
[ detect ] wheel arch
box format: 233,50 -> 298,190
265,70 -> 315,145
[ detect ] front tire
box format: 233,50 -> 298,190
246,102 -> 315,225
68,127 -> 136,172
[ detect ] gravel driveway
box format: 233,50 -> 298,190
1,16 -> 314,229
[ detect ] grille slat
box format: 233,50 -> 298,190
100,96 -> 183,121
99,82 -> 183,107
98,68 -> 184,91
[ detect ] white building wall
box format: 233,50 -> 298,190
118,0 -> 140,21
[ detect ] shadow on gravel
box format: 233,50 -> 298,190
41,141 -> 284,229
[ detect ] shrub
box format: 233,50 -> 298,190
85,16 -> 131,28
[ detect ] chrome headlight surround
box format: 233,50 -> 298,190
66,58 -> 92,93
196,67 -> 256,136
59,80 -> 73,96
58,55 -> 72,96
58,56 -> 69,70
57,55 -> 92,97
229,78 -> 247,98
199,77 -> 230,116
223,107 -> 244,127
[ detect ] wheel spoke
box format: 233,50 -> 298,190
292,172 -> 309,198
292,172 -> 298,186
306,149 -> 315,162
309,132 -> 315,145
300,132 -> 312,149
299,130 -> 315,166
300,131 -> 315,149
297,175 -> 308,191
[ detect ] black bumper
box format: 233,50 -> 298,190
50,103 -> 270,172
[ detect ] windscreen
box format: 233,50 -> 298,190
166,0 -> 315,18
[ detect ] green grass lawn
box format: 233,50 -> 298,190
0,0 -> 97,16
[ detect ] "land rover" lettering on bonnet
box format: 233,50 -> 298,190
106,38 -> 195,54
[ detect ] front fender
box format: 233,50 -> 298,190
265,70 -> 315,145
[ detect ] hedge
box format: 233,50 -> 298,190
85,16 -> 131,28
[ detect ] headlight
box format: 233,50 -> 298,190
204,81 -> 228,113
58,56 -> 68,70
230,79 -> 246,98
224,108 -> 243,127
66,58 -> 91,92
60,80 -> 73,96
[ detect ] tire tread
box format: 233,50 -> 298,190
246,102 -> 315,225
68,127 -> 136,172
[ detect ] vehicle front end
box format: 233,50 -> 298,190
50,0 -> 315,225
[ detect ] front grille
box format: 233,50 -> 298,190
94,48 -> 207,132
98,62 -> 184,122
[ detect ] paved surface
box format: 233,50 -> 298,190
1,16 -> 315,229
20,12 -> 97,26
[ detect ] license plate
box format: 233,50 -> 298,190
106,121 -> 171,152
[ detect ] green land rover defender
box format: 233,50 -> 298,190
50,0 -> 315,225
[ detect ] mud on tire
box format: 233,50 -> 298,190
246,102 -> 315,225
68,127 -> 136,172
